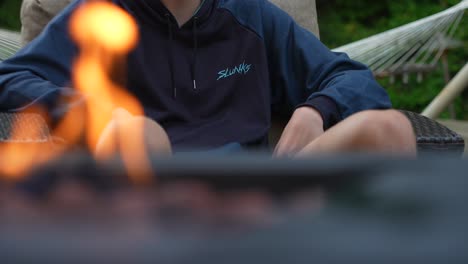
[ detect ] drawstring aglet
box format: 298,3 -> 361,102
193,80 -> 197,90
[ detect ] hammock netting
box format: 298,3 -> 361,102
333,0 -> 467,78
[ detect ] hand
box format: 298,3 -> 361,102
273,107 -> 324,157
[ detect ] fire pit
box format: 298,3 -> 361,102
1,154 -> 467,263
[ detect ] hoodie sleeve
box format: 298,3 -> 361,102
0,1 -> 81,121
260,0 -> 391,130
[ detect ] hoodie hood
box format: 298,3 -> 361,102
115,0 -> 215,98
117,0 -> 215,28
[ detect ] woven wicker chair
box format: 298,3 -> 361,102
0,0 -> 465,156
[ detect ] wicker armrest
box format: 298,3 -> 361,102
0,112 -> 52,143
1,112 -> 465,156
399,110 -> 465,156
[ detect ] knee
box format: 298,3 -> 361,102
359,110 -> 411,133
352,110 -> 416,148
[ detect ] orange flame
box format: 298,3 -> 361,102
69,0 -> 153,184
0,0 -> 154,184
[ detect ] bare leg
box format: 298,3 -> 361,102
297,110 -> 417,156
95,108 -> 172,158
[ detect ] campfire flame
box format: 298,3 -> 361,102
70,0 -> 153,184
0,0 -> 154,184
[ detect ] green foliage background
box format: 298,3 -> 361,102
317,0 -> 468,119
0,0 -> 21,30
0,0 -> 467,118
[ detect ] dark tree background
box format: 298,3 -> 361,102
0,0 -> 21,30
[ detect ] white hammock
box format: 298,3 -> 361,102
333,0 -> 467,77
0,28 -> 21,61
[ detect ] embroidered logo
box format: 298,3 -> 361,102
217,61 -> 252,81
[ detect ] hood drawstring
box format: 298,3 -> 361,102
165,13 -> 177,98
165,14 -> 199,98
192,17 -> 199,91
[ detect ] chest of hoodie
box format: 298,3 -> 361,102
122,6 -> 271,122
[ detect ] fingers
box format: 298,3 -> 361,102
273,130 -> 294,157
95,108 -> 133,158
94,120 -> 118,158
273,108 -> 325,157
273,122 -> 296,157
272,134 -> 284,156
273,124 -> 312,157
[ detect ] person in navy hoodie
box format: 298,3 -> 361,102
0,0 -> 416,156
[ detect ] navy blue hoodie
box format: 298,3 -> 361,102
0,0 -> 391,151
